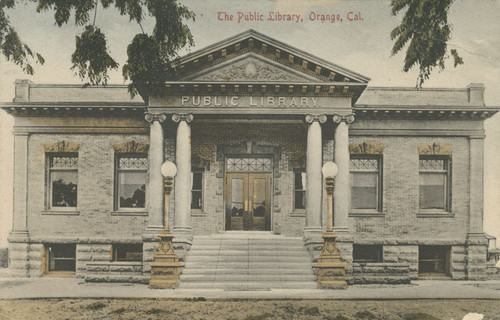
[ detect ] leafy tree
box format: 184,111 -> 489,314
0,0 -> 195,100
390,0 -> 463,87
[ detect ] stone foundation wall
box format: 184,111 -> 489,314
352,263 -> 411,284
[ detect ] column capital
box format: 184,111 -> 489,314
305,114 -> 327,124
332,113 -> 355,124
145,112 -> 167,123
172,113 -> 194,123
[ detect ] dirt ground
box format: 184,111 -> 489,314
0,299 -> 498,320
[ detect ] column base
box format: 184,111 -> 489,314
303,227 -> 323,264
316,231 -> 348,290
172,227 -> 193,262
149,231 -> 182,289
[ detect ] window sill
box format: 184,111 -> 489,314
111,211 -> 148,216
290,210 -> 306,217
191,209 -> 206,217
42,210 -> 80,216
349,211 -> 385,218
417,212 -> 455,218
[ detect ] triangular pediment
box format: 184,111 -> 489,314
181,53 -> 320,82
176,30 -> 370,84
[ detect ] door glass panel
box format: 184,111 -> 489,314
230,178 -> 244,217
252,178 -> 267,217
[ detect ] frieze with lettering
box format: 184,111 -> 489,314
181,96 -> 322,108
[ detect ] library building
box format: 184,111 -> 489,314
2,30 -> 500,288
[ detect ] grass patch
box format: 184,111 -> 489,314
86,302 -> 107,310
324,315 -> 350,320
146,308 -> 164,315
355,311 -> 377,319
403,313 -> 442,320
111,307 -> 126,314
304,307 -> 321,316
244,313 -> 273,320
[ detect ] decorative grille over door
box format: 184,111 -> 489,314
226,157 -> 272,172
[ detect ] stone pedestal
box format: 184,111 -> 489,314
316,231 -> 348,289
149,231 -> 182,289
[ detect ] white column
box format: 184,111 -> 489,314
305,114 -> 327,232
333,114 -> 355,233
145,112 -> 167,232
172,113 -> 193,232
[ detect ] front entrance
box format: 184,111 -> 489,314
225,172 -> 271,231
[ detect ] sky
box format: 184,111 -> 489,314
0,0 -> 499,247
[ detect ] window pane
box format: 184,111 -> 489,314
119,171 -> 146,208
192,172 -> 203,190
353,245 -> 383,263
114,244 -> 143,261
230,178 -> 244,217
295,191 -> 306,209
47,244 -> 76,272
419,173 -> 446,209
191,191 -> 202,209
51,171 -> 78,207
294,172 -> 306,190
351,172 -> 378,209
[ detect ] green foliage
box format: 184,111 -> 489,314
390,0 -> 463,87
71,25 -> 118,85
0,1 -> 44,75
1,0 -> 195,100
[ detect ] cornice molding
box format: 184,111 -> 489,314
42,140 -> 80,153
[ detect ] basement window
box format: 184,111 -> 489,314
42,244 -> 76,275
353,245 -> 383,263
112,244 -> 143,262
419,245 -> 450,277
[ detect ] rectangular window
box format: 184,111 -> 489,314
419,156 -> 450,210
112,244 -> 143,262
191,170 -> 203,209
116,154 -> 148,210
350,157 -> 382,211
353,245 -> 383,263
294,170 -> 306,210
43,244 -> 76,274
419,245 -> 450,276
47,154 -> 78,209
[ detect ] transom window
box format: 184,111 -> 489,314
226,157 -> 272,172
116,154 -> 148,209
47,153 -> 78,208
350,157 -> 382,211
419,156 -> 451,210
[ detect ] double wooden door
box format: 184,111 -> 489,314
225,173 -> 271,231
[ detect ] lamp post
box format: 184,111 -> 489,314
316,161 -> 348,289
149,161 -> 182,289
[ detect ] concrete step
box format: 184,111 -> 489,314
182,267 -> 313,276
185,256 -> 311,263
179,281 -> 318,290
180,274 -> 315,282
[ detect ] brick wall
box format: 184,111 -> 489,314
27,133 -> 149,241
